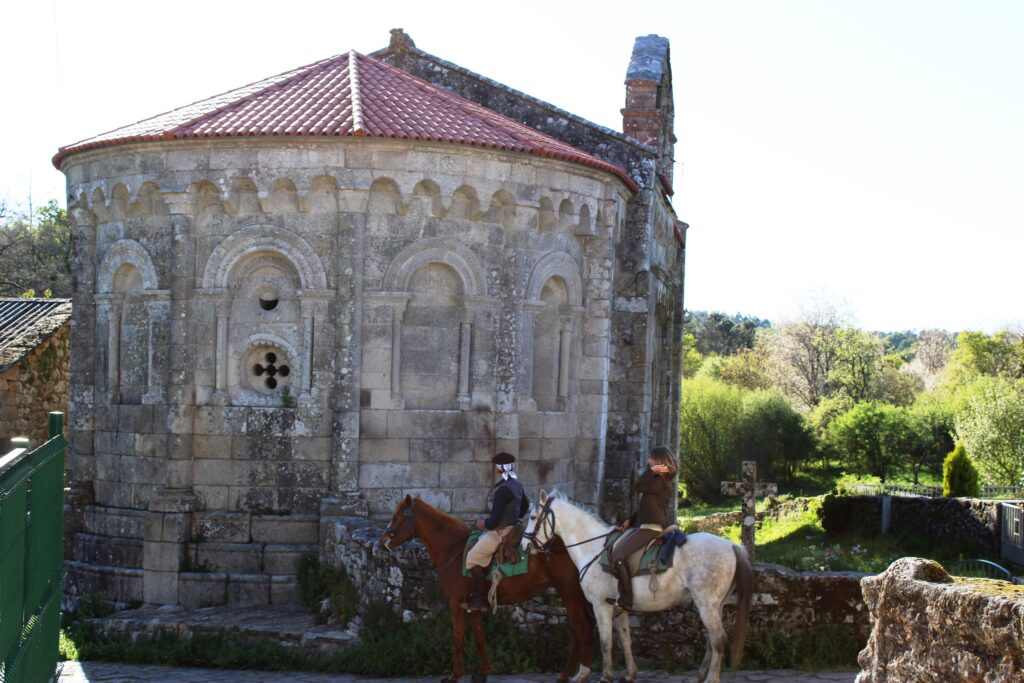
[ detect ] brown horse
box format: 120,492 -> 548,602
380,495 -> 595,683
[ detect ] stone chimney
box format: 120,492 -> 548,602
622,35 -> 675,182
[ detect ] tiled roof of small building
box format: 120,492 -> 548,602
53,52 -> 636,191
0,299 -> 72,371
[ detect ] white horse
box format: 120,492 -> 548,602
524,489 -> 753,683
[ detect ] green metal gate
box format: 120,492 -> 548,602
0,412 -> 66,683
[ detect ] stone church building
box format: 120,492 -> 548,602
55,30 -> 686,606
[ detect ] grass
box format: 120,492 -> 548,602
60,601 -> 570,676
714,498 -> 1007,573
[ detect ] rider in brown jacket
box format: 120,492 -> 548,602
606,446 -> 677,609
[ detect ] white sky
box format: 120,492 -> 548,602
2,0 -> 1021,333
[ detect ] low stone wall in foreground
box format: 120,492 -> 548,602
856,557 -> 1024,682
325,517 -> 870,665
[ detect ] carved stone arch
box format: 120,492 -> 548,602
526,252 -> 583,307
484,189 -> 516,228
411,179 -> 444,218
90,187 -> 108,221
369,177 -> 404,216
226,176 -> 260,216
97,239 -> 160,293
110,183 -> 131,220
133,182 -> 167,217
537,196 -> 556,231
447,185 -> 481,221
576,203 -> 592,234
308,175 -> 339,213
557,199 -> 574,231
268,177 -> 299,214
382,238 -> 486,297
201,225 -> 328,290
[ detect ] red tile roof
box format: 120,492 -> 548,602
53,52 -> 636,191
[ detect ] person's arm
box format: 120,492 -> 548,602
483,486 -> 512,530
634,468 -> 661,493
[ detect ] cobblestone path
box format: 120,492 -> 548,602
61,661 -> 857,683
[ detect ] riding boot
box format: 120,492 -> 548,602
605,560 -> 633,610
466,566 -> 489,611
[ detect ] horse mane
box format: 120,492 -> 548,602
411,496 -> 472,535
546,488 -> 601,519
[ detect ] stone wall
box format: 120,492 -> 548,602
857,557 -> 1024,682
0,321 -> 70,448
821,495 -> 1017,556
325,518 -> 870,665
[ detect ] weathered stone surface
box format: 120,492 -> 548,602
60,30 -> 684,607
856,557 -> 1024,682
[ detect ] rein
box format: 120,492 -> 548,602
525,497 -> 615,577
384,501 -> 465,574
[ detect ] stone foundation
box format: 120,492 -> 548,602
856,557 -> 1024,682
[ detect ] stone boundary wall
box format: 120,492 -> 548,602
325,518 -> 870,665
0,322 -> 70,448
856,557 -> 1024,681
821,495 -> 1021,556
684,496 -> 821,535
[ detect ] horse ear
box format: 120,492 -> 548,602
539,489 -> 548,503
402,494 -> 413,507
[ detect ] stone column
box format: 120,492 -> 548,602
557,316 -> 573,400
457,319 -> 472,407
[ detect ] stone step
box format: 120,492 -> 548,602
187,541 -> 315,576
90,603 -> 357,658
73,532 -> 143,568
66,560 -> 144,604
179,571 -> 300,607
81,505 -> 148,539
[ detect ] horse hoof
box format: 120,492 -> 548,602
471,674 -> 487,683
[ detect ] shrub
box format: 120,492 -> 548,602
297,553 -> 358,624
942,443 -> 980,497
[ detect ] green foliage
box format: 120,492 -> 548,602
826,402 -> 923,482
684,310 -> 769,356
297,553 -> 358,625
943,443 -> 980,497
681,332 -> 703,378
745,624 -> 862,671
0,199 -> 72,297
953,376 -> 1024,485
699,348 -> 773,391
945,330 -> 1024,387
678,376 -> 745,502
736,389 -> 816,480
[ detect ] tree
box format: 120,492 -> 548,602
0,200 -> 72,297
735,389 -> 816,480
953,377 -> 1024,486
945,330 -> 1024,387
678,376 -> 745,502
826,402 -> 906,482
697,347 -> 772,391
903,400 -> 955,485
943,443 -> 980,497
681,332 -> 703,378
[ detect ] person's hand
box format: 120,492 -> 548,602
475,518 -> 486,531
652,464 -> 670,475
619,520 -> 630,531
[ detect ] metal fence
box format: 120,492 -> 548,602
848,483 -> 1024,499
1002,503 -> 1024,567
0,412 -> 67,683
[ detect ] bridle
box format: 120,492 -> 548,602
522,495 -> 558,553
383,501 -> 416,552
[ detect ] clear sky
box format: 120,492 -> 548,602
2,0 -> 1021,333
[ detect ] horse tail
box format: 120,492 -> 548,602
729,543 -> 754,672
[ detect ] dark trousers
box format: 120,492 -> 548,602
610,527 -> 660,564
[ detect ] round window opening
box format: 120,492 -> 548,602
248,348 -> 291,392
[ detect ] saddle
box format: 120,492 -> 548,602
461,523 -> 530,580
600,526 -> 687,577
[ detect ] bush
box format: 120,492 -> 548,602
942,443 -> 980,497
297,553 -> 358,624
953,376 -> 1024,486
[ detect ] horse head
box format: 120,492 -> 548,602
523,488 -> 559,552
380,494 -> 418,551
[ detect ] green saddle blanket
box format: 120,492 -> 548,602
599,530 -> 673,576
461,531 -> 530,580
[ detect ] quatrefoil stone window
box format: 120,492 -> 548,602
248,352 -> 290,389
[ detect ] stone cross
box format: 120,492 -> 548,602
721,461 -> 777,562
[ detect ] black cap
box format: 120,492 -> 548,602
492,452 -> 516,465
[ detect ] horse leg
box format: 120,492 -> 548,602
564,602 -> 593,683
594,602 -> 616,683
447,602 -> 467,682
612,610 -> 637,683
693,594 -> 727,683
469,611 -> 489,683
